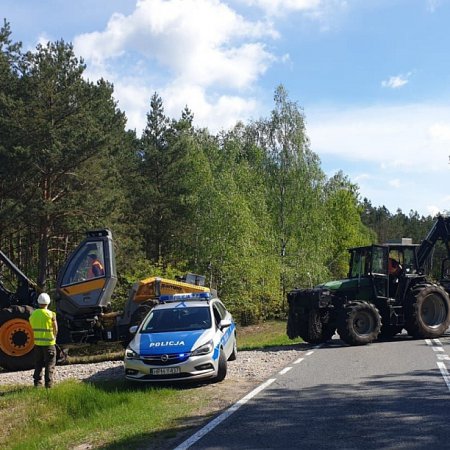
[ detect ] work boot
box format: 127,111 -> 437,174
34,382 -> 43,388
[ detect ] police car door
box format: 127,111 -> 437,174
212,301 -> 233,356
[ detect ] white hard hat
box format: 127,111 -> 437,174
37,293 -> 51,305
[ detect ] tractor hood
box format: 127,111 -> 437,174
318,277 -> 373,301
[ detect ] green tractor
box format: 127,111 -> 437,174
287,216 -> 450,346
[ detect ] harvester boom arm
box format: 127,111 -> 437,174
417,216 -> 450,269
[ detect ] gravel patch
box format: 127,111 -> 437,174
0,345 -> 310,387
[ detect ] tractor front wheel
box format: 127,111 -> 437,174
297,308 -> 335,344
337,302 -> 381,346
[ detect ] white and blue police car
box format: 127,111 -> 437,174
124,292 -> 237,382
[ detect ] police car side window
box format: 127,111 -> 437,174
212,304 -> 222,325
216,301 -> 227,317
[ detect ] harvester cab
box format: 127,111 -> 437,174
55,229 -> 117,345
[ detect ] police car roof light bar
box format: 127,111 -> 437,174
158,292 -> 211,303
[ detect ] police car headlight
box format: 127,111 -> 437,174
125,348 -> 139,359
192,339 -> 214,356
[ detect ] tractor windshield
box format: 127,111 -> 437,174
388,246 -> 417,275
349,246 -> 389,278
349,247 -> 372,278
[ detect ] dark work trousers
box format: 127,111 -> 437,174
33,345 -> 56,388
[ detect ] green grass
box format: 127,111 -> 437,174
0,320 -> 301,449
0,380 -> 208,449
237,320 -> 303,350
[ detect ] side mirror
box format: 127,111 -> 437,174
219,319 -> 232,330
129,325 -> 138,334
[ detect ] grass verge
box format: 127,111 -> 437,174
0,379 -> 210,450
237,320 -> 302,350
0,320 -> 301,449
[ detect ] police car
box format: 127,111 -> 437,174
124,292 -> 237,382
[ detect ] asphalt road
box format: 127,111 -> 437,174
175,332 -> 450,449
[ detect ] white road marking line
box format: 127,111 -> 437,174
173,378 -> 277,450
437,354 -> 450,361
175,341 -> 324,448
425,339 -> 432,346
433,339 -> 442,345
432,346 -> 445,352
437,362 -> 450,392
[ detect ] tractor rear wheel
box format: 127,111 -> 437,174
0,305 -> 35,371
405,285 -> 450,339
337,302 -> 381,346
298,308 -> 335,344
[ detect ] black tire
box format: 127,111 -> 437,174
0,305 -> 35,371
337,302 -> 381,346
297,309 -> 335,344
214,349 -> 227,382
228,336 -> 237,361
122,303 -> 155,346
286,310 -> 300,339
130,303 -> 154,327
405,285 -> 450,339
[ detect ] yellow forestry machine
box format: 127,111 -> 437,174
0,229 -> 210,371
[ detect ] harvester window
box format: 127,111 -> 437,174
61,241 -> 106,286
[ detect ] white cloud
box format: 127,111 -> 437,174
73,0 -> 279,133
74,0 -> 276,88
428,123 -> 450,143
113,80 -> 153,132
238,0 -> 348,26
241,0 -> 321,16
308,103 -> 450,171
160,82 -> 261,133
35,33 -> 52,50
427,0 -> 442,13
381,73 -> 411,89
308,103 -> 450,216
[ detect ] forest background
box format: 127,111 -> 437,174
0,21 -> 444,325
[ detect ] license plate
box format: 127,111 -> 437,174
150,367 -> 181,375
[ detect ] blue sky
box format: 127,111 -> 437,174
3,0 -> 450,217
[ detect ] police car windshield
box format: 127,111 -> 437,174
141,306 -> 212,333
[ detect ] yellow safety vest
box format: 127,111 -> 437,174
29,308 -> 56,346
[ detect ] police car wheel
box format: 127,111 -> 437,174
228,338 -> 237,361
214,349 -> 227,382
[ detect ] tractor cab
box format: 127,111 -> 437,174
347,240 -> 420,300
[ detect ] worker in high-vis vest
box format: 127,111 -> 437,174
29,293 -> 58,388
